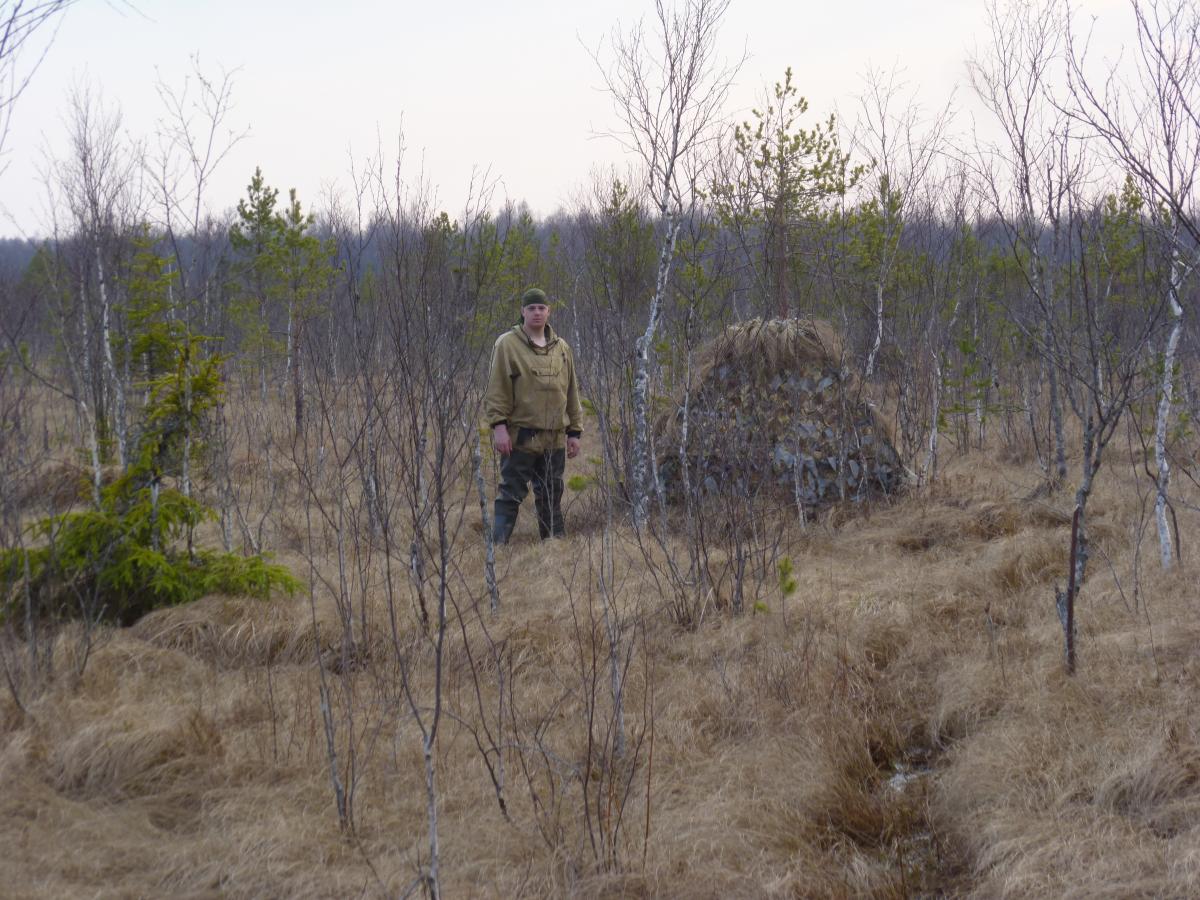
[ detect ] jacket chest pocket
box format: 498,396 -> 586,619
531,358 -> 563,383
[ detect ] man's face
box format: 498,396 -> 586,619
523,303 -> 550,329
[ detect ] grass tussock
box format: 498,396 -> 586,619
131,592 -> 336,668
2,420 -> 1200,897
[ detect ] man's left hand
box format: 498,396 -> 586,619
566,437 -> 581,459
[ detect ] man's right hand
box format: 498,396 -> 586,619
493,424 -> 512,456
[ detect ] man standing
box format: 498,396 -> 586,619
485,287 -> 583,543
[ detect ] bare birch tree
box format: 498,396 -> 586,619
852,65 -> 952,380
57,84 -> 144,470
149,59 -> 245,329
594,0 -> 739,529
969,0 -> 1071,485
1064,0 -> 1200,568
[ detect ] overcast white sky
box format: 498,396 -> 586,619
0,0 -> 1131,237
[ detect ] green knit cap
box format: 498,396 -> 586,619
521,287 -> 548,306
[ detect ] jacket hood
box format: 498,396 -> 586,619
511,322 -> 560,349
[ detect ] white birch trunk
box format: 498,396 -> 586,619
76,276 -> 103,505
865,280 -> 885,379
423,739 -> 440,899
925,348 -> 942,486
1154,251 -> 1184,569
95,246 -> 128,469
631,212 -> 681,529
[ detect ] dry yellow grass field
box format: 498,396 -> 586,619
3,415 -> 1199,898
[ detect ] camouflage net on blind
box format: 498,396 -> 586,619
656,318 -> 906,510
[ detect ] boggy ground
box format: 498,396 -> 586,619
2,435 -> 1199,898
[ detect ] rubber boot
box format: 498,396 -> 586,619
492,509 -> 516,545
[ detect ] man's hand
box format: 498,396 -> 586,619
493,424 -> 512,456
567,436 -> 581,459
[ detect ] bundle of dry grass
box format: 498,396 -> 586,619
656,318 -> 904,510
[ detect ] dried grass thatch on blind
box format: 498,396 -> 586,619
656,318 -> 905,509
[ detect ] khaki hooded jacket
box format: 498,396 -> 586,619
484,324 -> 584,453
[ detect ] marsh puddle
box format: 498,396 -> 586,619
883,748 -> 950,897
887,757 -> 934,793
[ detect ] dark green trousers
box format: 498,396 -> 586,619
493,448 -> 566,542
